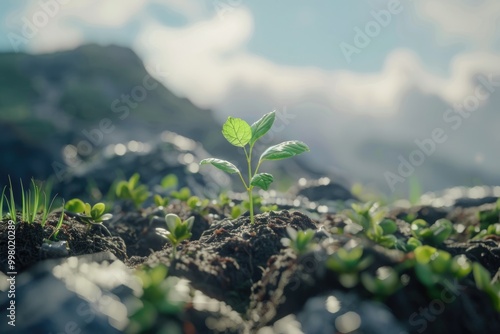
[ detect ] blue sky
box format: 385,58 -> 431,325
1,0 -> 500,194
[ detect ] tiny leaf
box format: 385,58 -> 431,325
222,117 -> 252,147
250,173 -> 274,190
200,158 -> 240,174
260,141 -> 310,161
65,198 -> 86,213
250,111 -> 275,146
91,203 -> 105,219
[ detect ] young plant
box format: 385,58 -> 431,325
65,198 -> 113,233
0,186 -> 6,220
281,227 -> 316,255
200,111 -> 310,224
51,201 -> 66,240
156,213 -> 194,259
346,202 -> 398,248
472,262 -> 500,311
326,245 -> 373,288
116,173 -> 150,209
154,194 -> 169,208
411,218 -> 453,245
361,266 -> 400,298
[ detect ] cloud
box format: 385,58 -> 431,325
415,0 -> 500,48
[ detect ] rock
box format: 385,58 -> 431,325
0,252 -> 132,334
53,132 -> 232,202
295,177 -> 357,202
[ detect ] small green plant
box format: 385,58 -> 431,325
156,214 -> 194,259
170,187 -> 191,202
161,174 -> 179,190
200,111 -> 310,224
361,266 -> 400,298
472,262 -> 500,311
153,194 -> 169,207
186,196 -> 209,214
281,227 -> 316,255
326,245 -> 373,287
411,218 -> 453,245
413,245 -> 471,287
127,264 -> 190,334
51,201 -> 66,240
346,202 -> 398,248
2,177 -> 56,225
65,198 -> 113,232
116,173 -> 150,209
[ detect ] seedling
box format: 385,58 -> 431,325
156,213 -> 194,259
346,202 -> 398,248
116,173 -> 150,209
2,177 -> 56,225
281,227 -> 316,255
361,266 -> 400,298
51,201 -> 66,240
128,264 -> 190,334
154,194 -> 169,208
170,187 -> 191,202
411,218 -> 453,245
65,198 -> 113,233
472,262 -> 500,311
200,111 -> 310,224
326,245 -> 372,287
186,196 -> 209,214
413,245 -> 471,287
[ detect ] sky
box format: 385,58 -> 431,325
1,0 -> 500,196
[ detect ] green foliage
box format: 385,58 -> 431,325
154,194 -> 169,207
472,262 -> 500,311
411,218 -> 453,245
65,198 -> 113,232
127,264 -> 189,334
281,227 -> 316,255
156,214 -> 194,259
361,266 -> 400,298
412,245 -> 472,287
200,111 -> 310,224
51,201 -> 66,240
326,245 -> 372,288
161,174 -> 178,190
186,196 -> 209,214
346,202 -> 398,248
170,187 -> 191,202
2,177 -> 56,225
116,173 -> 150,209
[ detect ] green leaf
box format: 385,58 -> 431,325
473,263 -> 492,291
222,117 -> 252,147
165,214 -> 181,232
65,198 -> 86,213
250,111 -> 275,146
129,173 -> 140,189
260,141 -> 310,161
161,174 -> 178,189
200,158 -> 240,174
91,203 -> 105,219
250,173 -> 274,190
414,245 -> 437,264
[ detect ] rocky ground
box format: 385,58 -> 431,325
1,178 -> 499,334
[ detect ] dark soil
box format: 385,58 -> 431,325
0,214 -> 127,273
133,210 -> 316,312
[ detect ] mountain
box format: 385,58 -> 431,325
0,44 -> 323,190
